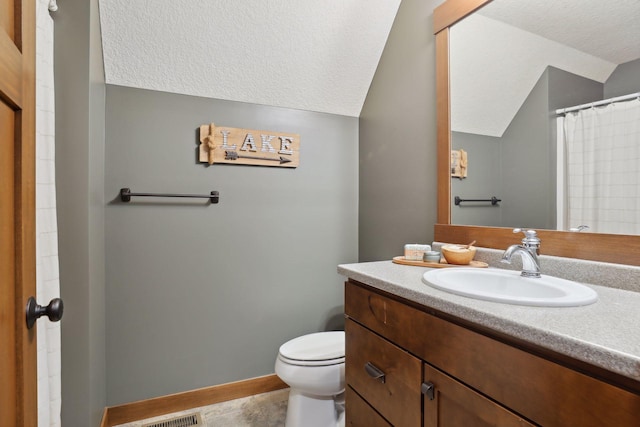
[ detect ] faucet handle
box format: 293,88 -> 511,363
513,228 -> 540,247
569,225 -> 590,232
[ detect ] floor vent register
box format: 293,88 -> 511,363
142,412 -> 203,427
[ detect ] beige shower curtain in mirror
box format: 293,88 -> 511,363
563,98 -> 640,235
36,0 -> 61,425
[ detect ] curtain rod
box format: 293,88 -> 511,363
555,91 -> 640,115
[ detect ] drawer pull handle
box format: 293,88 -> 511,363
421,382 -> 435,400
364,362 -> 386,383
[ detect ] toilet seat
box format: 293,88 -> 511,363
278,354 -> 345,367
278,331 -> 345,367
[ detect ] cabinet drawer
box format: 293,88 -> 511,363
346,319 -> 422,426
345,279 -> 436,351
346,386 -> 392,427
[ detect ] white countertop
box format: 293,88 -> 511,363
338,260 -> 640,383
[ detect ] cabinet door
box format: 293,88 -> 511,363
346,319 -> 422,426
424,364 -> 534,427
346,386 -> 392,427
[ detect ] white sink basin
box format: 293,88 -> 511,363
422,268 -> 598,307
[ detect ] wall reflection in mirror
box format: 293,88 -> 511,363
449,0 -> 640,235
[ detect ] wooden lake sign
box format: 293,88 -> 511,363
199,123 -> 300,168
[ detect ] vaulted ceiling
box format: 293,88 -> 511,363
98,0 -> 639,124
99,0 -> 402,117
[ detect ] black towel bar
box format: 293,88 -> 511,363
454,196 -> 501,206
120,188 -> 219,203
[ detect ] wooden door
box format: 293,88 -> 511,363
0,0 -> 38,425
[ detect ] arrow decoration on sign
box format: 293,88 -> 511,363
224,150 -> 292,164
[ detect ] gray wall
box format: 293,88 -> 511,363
451,132 -> 502,227
604,58 -> 640,99
548,67 -> 603,112
503,72 -> 550,228
359,0 -> 442,262
104,85 -> 358,404
54,0 -> 106,425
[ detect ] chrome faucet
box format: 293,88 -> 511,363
501,228 -> 541,278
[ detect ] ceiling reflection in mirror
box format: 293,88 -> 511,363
449,0 -> 640,235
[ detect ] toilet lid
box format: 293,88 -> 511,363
279,331 -> 345,362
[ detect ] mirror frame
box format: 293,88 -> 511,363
433,0 -> 640,266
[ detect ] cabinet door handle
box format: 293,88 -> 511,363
421,382 -> 435,400
364,362 -> 386,383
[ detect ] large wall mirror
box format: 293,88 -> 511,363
433,0 -> 640,266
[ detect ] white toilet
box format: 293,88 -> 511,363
275,331 -> 346,427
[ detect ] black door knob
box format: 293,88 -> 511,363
25,297 -> 64,329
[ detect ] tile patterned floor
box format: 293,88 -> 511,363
114,388 -> 289,427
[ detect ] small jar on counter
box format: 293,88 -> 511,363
423,251 -> 442,263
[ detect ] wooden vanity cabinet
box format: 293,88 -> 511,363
344,280 -> 640,427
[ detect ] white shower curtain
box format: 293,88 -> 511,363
563,98 -> 640,235
36,0 -> 61,425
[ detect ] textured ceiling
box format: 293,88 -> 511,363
452,0 -> 640,137
480,0 -> 640,65
99,0 -> 401,117
99,0 -> 638,122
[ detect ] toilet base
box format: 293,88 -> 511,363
285,389 -> 344,427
